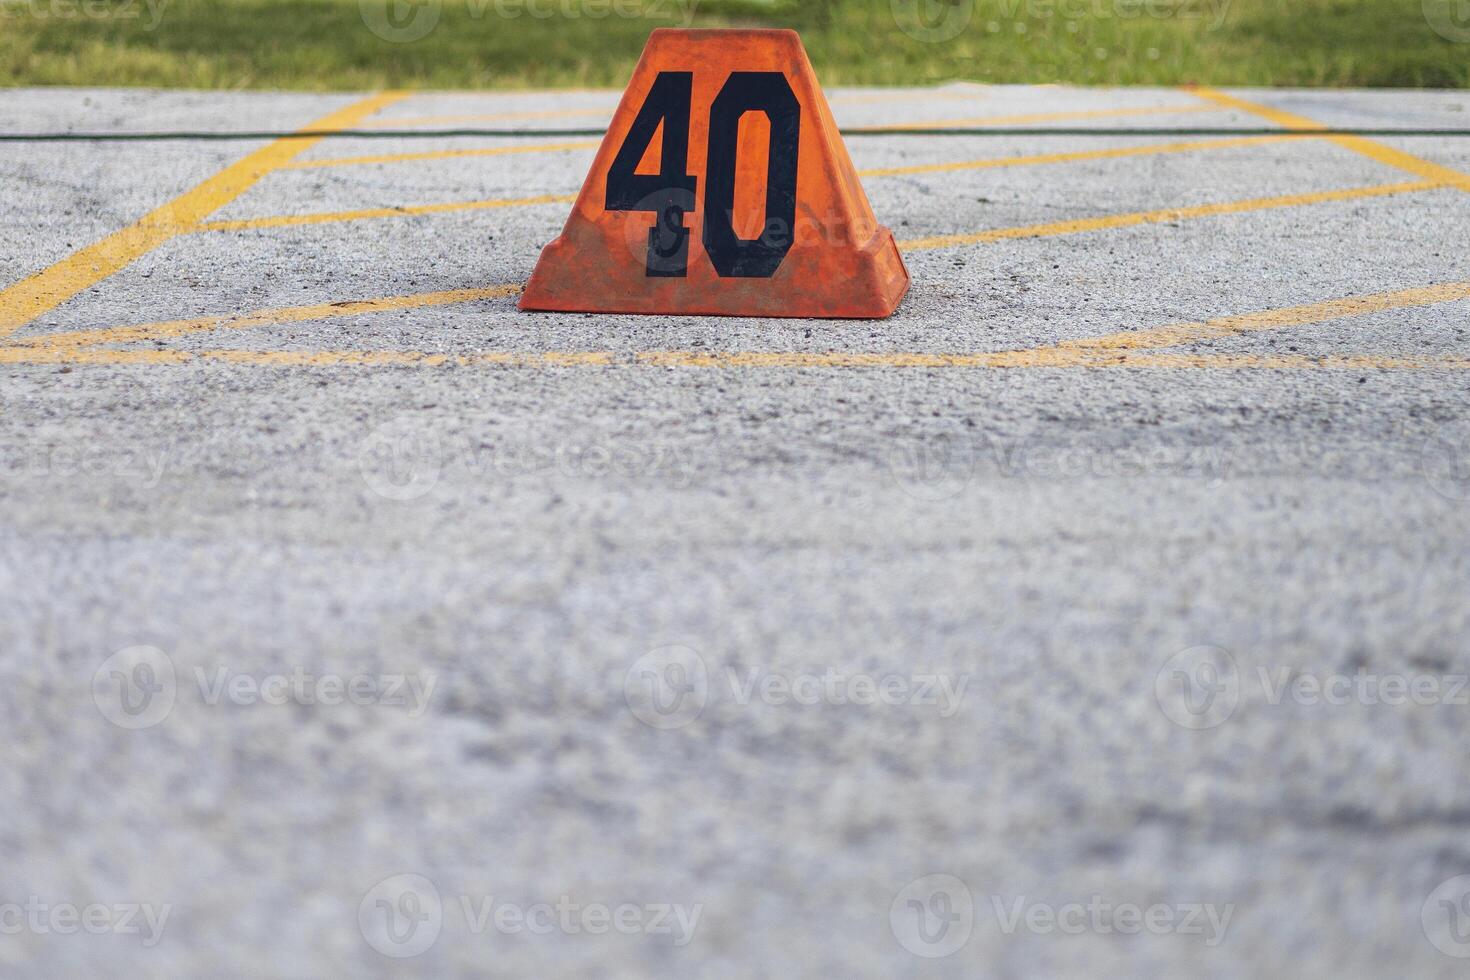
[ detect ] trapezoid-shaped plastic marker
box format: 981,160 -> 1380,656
519,28 -> 909,319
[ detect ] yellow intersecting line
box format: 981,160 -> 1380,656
4,347 -> 1467,369
0,91 -> 408,341
192,136 -> 1282,229
360,88 -> 997,128
897,180 -> 1439,251
17,177 -> 1450,354
10,278 -> 1470,368
194,194 -> 576,234
851,103 -> 1228,132
8,286 -> 522,352
275,123 -> 1280,176
186,164 -> 1428,242
22,174 -> 1443,354
283,140 -> 602,170
1188,87 -> 1470,192
366,107 -> 613,127
858,134 -> 1302,178
294,134 -> 1245,175
1089,353 -> 1470,370
1037,281 -> 1470,357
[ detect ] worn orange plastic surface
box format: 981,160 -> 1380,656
518,28 -> 909,319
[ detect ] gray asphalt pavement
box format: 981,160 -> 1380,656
1,84 -> 1469,978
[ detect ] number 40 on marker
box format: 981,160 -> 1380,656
519,29 -> 910,319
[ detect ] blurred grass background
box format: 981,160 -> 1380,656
1,0 -> 1466,89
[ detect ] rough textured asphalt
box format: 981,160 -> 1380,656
1,84 -> 1470,978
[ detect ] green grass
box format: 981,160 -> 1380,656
1,0 -> 1466,89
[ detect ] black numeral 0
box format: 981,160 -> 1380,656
605,71 -> 801,280
703,72 -> 800,279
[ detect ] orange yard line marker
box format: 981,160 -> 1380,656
0,91 -> 408,340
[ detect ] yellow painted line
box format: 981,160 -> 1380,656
827,90 -> 989,106
284,140 -> 600,170
189,141 -> 1358,238
0,91 -> 407,339
898,180 -> 1439,251
203,350 -> 618,367
193,194 -> 576,233
13,285 -> 522,350
853,103 -> 1227,132
18,187 -> 1448,351
1088,352 -> 1470,370
0,347 -> 616,367
368,107 -> 613,127
1042,280 -> 1470,356
1189,87 -> 1470,192
5,346 -> 1467,370
284,125 -> 1258,175
0,347 -> 191,365
14,277 -> 1470,368
860,134 -> 1300,179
